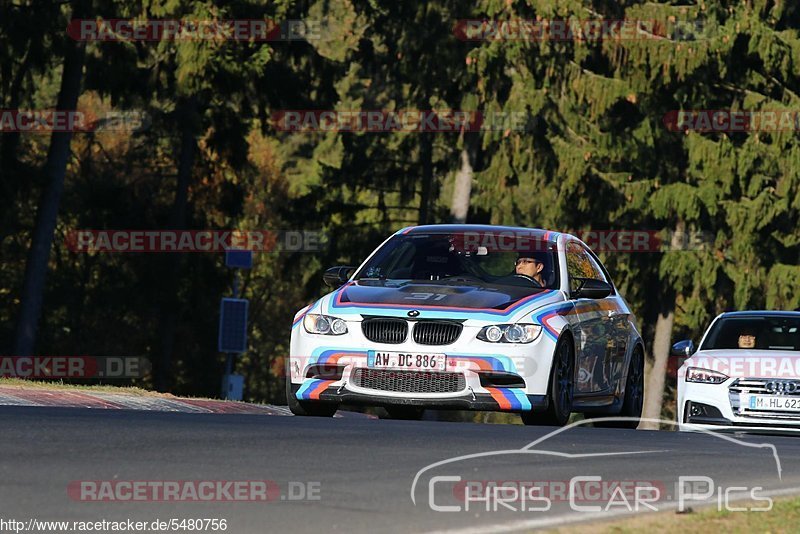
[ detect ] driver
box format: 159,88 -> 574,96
738,327 -> 757,349
515,252 -> 546,287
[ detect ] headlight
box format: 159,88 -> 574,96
477,324 -> 542,344
303,314 -> 348,335
685,367 -> 729,384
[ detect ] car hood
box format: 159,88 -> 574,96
684,349 -> 800,379
317,280 -> 565,321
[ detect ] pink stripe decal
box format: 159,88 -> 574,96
334,286 -> 554,314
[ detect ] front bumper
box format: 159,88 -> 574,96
678,379 -> 800,433
289,383 -> 549,412
290,314 -> 559,412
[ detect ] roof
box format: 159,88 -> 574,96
720,310 -> 800,318
397,224 -> 561,241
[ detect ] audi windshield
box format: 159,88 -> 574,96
700,315 -> 800,351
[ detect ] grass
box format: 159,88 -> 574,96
0,378 -> 239,404
551,496 -> 800,534
0,377 -> 164,396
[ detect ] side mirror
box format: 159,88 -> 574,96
323,266 -> 355,288
671,339 -> 695,357
571,278 -> 612,299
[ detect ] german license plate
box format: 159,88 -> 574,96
368,351 -> 446,372
748,395 -> 800,412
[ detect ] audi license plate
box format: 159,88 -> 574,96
368,351 -> 446,372
748,395 -> 800,412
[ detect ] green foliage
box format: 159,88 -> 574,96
2,0 -> 799,404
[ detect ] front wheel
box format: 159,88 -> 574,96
286,378 -> 338,417
521,336 -> 574,426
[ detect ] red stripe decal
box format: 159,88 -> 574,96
487,388 -> 512,410
309,380 -> 334,400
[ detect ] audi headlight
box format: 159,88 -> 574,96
303,314 -> 348,335
477,324 -> 542,344
685,367 -> 728,384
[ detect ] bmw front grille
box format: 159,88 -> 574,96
361,318 -> 408,344
412,321 -> 462,345
361,317 -> 462,345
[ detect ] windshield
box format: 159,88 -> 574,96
354,232 -> 560,290
700,316 -> 800,351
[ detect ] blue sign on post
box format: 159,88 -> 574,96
218,298 -> 249,353
225,249 -> 253,269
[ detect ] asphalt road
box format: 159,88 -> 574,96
2,406 -> 800,533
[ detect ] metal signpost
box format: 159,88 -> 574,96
218,249 -> 253,400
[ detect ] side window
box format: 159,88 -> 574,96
566,241 -> 607,293
582,248 -> 607,283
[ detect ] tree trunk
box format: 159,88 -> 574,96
153,96 -> 198,391
640,305 -> 675,429
450,135 -> 475,223
418,134 -> 433,224
1,41 -> 33,174
640,221 -> 685,429
13,1 -> 87,356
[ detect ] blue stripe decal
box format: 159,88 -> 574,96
295,380 -> 319,400
452,354 -> 516,373
316,350 -> 339,364
328,288 -> 560,321
310,348 -> 369,365
308,349 -> 513,372
496,388 -> 532,411
498,388 -> 519,409
292,300 -> 321,330
532,302 -> 573,341
509,389 -> 532,410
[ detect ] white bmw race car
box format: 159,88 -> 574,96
287,225 -> 644,426
678,310 -> 800,433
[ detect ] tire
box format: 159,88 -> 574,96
521,335 -> 574,426
286,377 -> 338,417
589,346 -> 644,429
380,406 -> 425,420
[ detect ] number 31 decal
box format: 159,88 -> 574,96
404,292 -> 447,301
